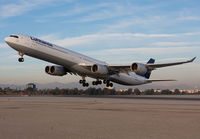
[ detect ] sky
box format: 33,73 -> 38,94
0,0 -> 199,89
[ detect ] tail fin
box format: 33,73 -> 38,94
147,58 -> 155,64
144,58 -> 155,79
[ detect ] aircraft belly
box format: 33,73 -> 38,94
109,72 -> 146,86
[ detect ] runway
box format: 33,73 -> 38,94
0,96 -> 200,139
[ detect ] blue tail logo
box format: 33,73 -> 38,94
144,58 -> 155,79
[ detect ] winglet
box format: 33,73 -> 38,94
189,57 -> 196,62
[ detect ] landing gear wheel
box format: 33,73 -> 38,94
80,76 -> 88,87
106,83 -> 110,87
98,80 -> 102,84
79,80 -> 83,84
92,80 -> 103,86
106,82 -> 113,87
79,80 -> 86,84
83,83 -> 89,87
92,81 -> 96,85
18,58 -> 24,62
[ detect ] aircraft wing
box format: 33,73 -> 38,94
146,57 -> 196,70
108,57 -> 196,72
79,57 -> 196,74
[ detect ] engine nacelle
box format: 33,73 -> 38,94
45,65 -> 67,76
91,64 -> 108,74
131,63 -> 148,75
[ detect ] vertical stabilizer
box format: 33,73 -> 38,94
144,58 -> 155,79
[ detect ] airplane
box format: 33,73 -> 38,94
4,34 -> 196,87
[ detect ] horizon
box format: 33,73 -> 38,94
0,0 -> 199,89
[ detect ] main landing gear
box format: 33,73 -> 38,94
79,77 -> 113,88
92,80 -> 102,85
104,80 -> 113,87
18,51 -> 24,62
79,76 -> 89,87
92,79 -> 113,87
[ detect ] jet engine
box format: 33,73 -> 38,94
131,63 -> 148,75
45,65 -> 67,76
91,64 -> 108,74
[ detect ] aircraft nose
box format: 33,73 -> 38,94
4,37 -> 10,43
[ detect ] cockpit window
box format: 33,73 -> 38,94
10,35 -> 19,38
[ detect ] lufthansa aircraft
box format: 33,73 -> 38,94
5,34 -> 196,87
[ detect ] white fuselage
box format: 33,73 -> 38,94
5,34 -> 148,86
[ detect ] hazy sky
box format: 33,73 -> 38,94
0,0 -> 199,88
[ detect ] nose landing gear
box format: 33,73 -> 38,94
18,51 -> 24,62
18,58 -> 24,62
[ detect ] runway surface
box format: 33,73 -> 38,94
0,96 -> 200,139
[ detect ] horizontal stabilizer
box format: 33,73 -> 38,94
146,79 -> 176,83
